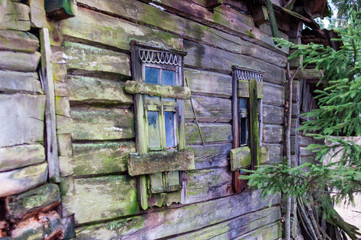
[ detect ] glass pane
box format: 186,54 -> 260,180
162,70 -> 176,102
162,70 -> 175,86
145,67 -> 160,84
147,111 -> 161,149
164,111 -> 176,148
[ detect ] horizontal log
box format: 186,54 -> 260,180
184,40 -> 286,85
68,108 -> 134,140
61,6 -> 183,51
0,162 -> 48,197
65,142 -> 136,177
0,144 -> 45,172
184,69 -> 232,97
0,70 -> 42,94
10,211 -> 63,239
1,1 -> 30,31
263,125 -> 283,143
6,184 -> 60,220
128,150 -> 195,176
69,75 -> 133,104
75,190 -> 280,239
293,69 -> 324,81
64,41 -> 131,77
236,222 -> 281,240
125,80 -> 191,100
0,94 -> 45,147
185,167 -> 232,204
263,82 -> 285,106
230,146 -> 269,171
263,104 -> 284,125
0,51 -> 40,72
186,143 -> 231,169
0,30 -> 39,52
185,96 -> 231,123
62,175 -> 139,224
186,123 -> 232,144
265,144 -> 283,164
170,207 -> 281,240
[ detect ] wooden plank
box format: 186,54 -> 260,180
249,79 -> 259,169
69,75 -> 133,104
265,144 -> 283,164
263,125 -> 283,143
0,70 -> 42,94
75,190 -> 280,239
0,30 -> 39,53
263,82 -> 285,106
185,168 -> 232,204
263,104 -> 284,125
41,28 -> 60,183
0,144 -> 45,172
186,143 -> 231,169
125,80 -> 191,100
10,211 -> 63,239
184,69 -> 232,97
1,1 -> 30,31
235,222 -> 281,240
60,6 -> 183,51
64,41 -> 131,77
69,107 -> 134,140
186,123 -> 232,144
62,175 -> 139,225
128,150 -> 195,176
6,184 -> 60,221
238,80 -> 263,98
185,96 -> 232,123
0,94 -> 45,147
29,0 -> 48,28
183,40 -> 286,85
0,51 -> 40,72
170,207 -> 281,240
0,162 -> 48,198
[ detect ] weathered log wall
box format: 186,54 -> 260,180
0,0 -> 65,238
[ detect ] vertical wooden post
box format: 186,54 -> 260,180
40,28 -> 60,183
232,69 -> 239,149
249,78 -> 259,170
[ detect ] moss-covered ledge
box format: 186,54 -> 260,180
125,80 -> 191,100
128,150 -> 195,176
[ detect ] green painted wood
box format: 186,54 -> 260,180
249,78 -> 259,170
69,108 -> 134,140
128,150 -> 195,176
64,41 -> 131,77
75,190 -> 280,239
0,144 -> 45,172
125,80 -> 191,100
60,6 -> 183,51
6,184 -> 60,220
69,76 -> 133,104
62,175 -> 139,225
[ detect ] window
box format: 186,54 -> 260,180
231,66 -> 267,193
125,43 -> 195,210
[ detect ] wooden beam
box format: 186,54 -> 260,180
249,78 -> 259,170
125,80 -> 191,100
40,28 -> 60,183
128,151 -> 195,176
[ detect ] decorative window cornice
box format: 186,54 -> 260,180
139,48 -> 182,66
232,66 -> 264,82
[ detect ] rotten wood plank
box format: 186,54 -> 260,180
64,41 -> 131,77
125,80 -> 191,100
62,175 -> 139,225
186,143 -> 231,169
6,184 -> 60,221
60,6 -> 183,51
0,94 -> 45,148
0,162 -> 48,197
128,150 -> 195,176
0,30 -> 39,53
186,123 -> 232,144
69,75 -> 133,104
0,144 -> 45,172
185,96 -> 232,123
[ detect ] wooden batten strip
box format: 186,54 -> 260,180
40,28 -> 60,183
125,80 -> 191,100
238,80 -> 263,99
128,151 -> 195,176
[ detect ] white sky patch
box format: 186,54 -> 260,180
149,2 -> 165,11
